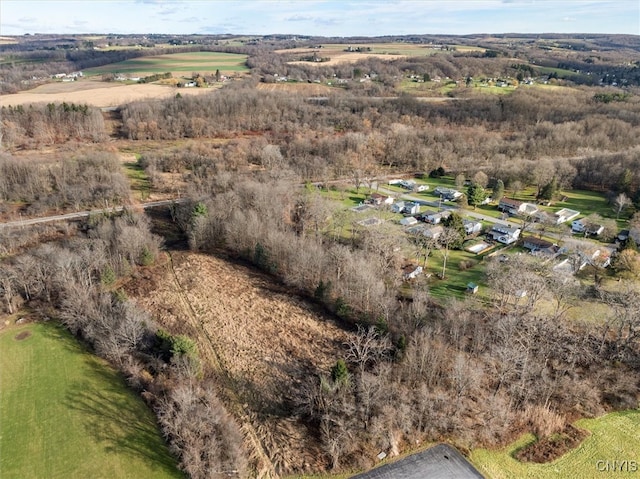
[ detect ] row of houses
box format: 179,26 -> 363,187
498,197 -> 580,225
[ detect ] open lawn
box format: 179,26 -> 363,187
84,51 -> 248,76
0,322 -> 183,479
470,409 -> 640,479
425,248 -> 489,301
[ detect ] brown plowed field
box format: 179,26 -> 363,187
126,251 -> 354,474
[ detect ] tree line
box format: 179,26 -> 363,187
0,150 -> 128,215
169,172 -> 639,473
0,211 -> 247,478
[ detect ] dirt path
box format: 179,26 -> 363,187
165,251 -> 278,479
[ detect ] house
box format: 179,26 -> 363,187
423,210 -> 451,224
463,219 -> 482,235
403,202 -> 420,215
489,224 -> 521,244
498,197 -> 538,216
434,186 -> 462,201
423,225 -> 444,240
572,218 -> 604,236
560,240 -> 613,272
368,193 -> 393,206
399,216 -> 418,227
618,229 -> 630,242
523,236 -> 554,251
554,208 -> 580,224
402,264 -> 423,280
399,179 -> 416,190
522,236 -> 559,258
498,197 -> 523,215
521,203 -> 539,216
571,219 -> 586,233
391,201 -> 406,213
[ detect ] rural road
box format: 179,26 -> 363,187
375,184 -> 511,226
0,198 -> 187,229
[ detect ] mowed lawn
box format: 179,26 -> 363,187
470,409 -> 640,479
0,322 -> 184,479
84,51 -> 248,76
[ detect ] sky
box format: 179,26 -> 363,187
1,0 -> 639,37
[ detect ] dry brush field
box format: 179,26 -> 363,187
125,251 -> 356,473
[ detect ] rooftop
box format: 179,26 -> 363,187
351,444 -> 484,479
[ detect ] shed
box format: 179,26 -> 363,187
400,217 -> 418,227
466,282 -> 479,294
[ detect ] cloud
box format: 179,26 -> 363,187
285,14 -> 314,22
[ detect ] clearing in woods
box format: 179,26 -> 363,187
125,251 -> 356,474
469,409 -> 640,479
0,322 -> 184,479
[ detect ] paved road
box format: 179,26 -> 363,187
0,198 -> 187,229
375,184 -> 511,226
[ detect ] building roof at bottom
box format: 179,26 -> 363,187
350,444 -> 485,479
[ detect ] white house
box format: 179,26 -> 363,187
554,208 -> 580,224
463,219 -> 482,235
391,201 -> 406,213
368,193 -> 393,206
423,210 -> 451,224
498,197 -> 537,216
573,219 -> 605,236
490,224 -> 521,245
403,202 -> 420,215
572,219 -> 586,233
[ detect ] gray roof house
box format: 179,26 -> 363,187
489,224 -> 521,245
423,210 -> 451,224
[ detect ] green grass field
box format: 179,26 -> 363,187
84,51 -> 248,76
123,157 -> 151,200
0,322 -> 184,479
470,409 -> 640,479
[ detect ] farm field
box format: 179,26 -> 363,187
470,409 -> 640,479
0,322 -> 183,479
280,42 -> 482,66
83,51 -> 248,76
0,79 -> 215,108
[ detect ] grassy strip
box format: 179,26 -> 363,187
0,322 -> 183,479
470,409 -> 640,479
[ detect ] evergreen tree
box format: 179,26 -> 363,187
493,179 -> 505,202
467,182 -> 487,209
331,359 -> 349,384
442,212 -> 466,248
538,176 -> 558,201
